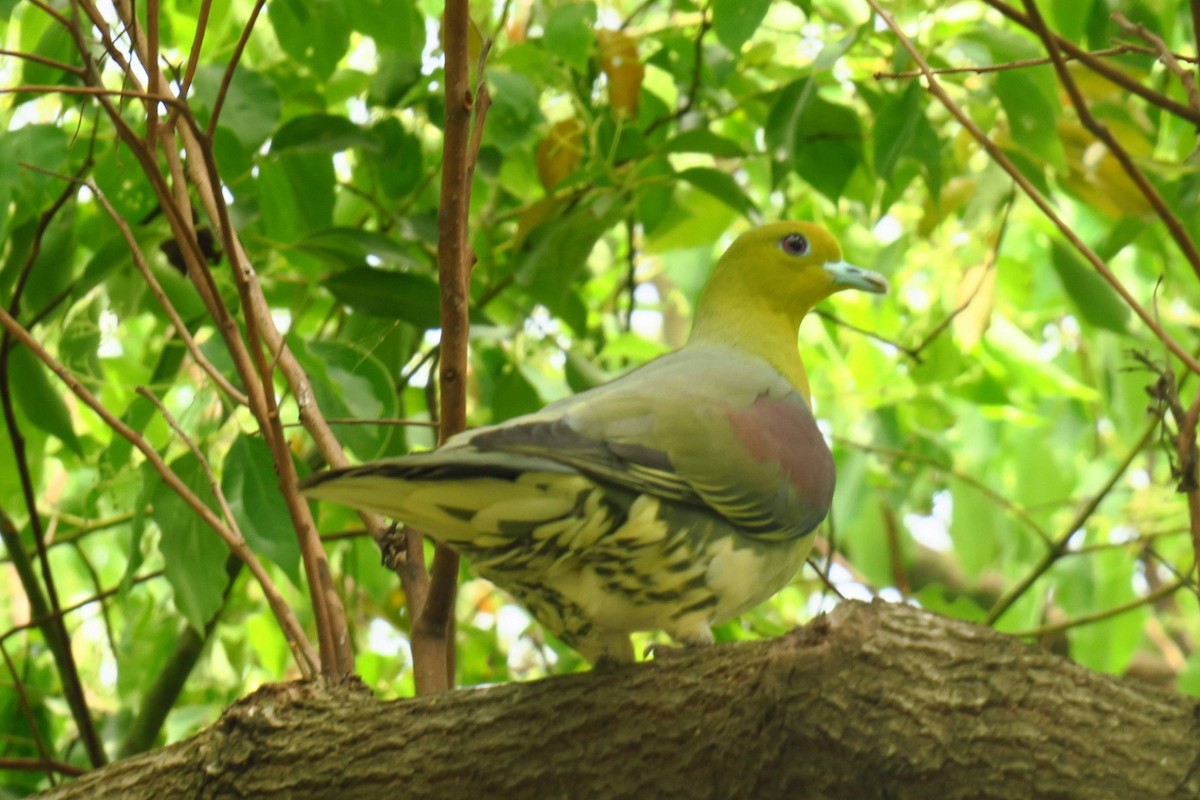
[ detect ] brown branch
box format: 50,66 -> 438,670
1193,0 -> 1200,93
0,757 -> 85,778
0,48 -> 85,76
411,0 -> 478,695
0,154 -> 106,769
981,0 -> 1200,126
174,0 -> 211,104
145,0 -> 160,142
1012,577 -> 1189,639
1019,0 -> 1200,282
0,640 -> 60,786
1112,12 -> 1200,111
866,0 -> 1200,378
28,0 -> 71,29
984,418 -> 1159,625
873,44 -> 1198,79
645,2 -> 709,135
135,387 -> 319,677
87,0 -> 354,678
73,174 -> 249,405
0,302 -> 319,677
207,0 -> 266,135
620,0 -> 658,30
1178,391 -> 1200,581
835,437 -> 1054,547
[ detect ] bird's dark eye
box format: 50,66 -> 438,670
779,233 -> 810,256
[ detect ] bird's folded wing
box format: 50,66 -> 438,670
463,377 -> 834,541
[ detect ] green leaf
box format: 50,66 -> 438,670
268,0 -> 352,80
294,339 -> 399,461
362,119 -> 423,199
712,0 -> 771,54
324,268 -> 442,328
995,69 -> 1064,168
10,207 -> 77,315
294,227 -> 424,271
949,482 -> 1006,580
154,454 -> 230,632
874,82 -> 921,180
270,114 -> 381,154
635,158 -> 677,235
0,125 -> 69,238
369,50 -> 423,108
348,0 -> 423,49
486,70 -> 544,149
222,437 -> 302,584
513,209 -> 612,318
1048,240 -> 1130,333
662,129 -> 746,158
8,345 -> 81,455
119,462 -> 158,595
256,152 -> 336,244
678,167 -> 758,216
543,2 -> 597,73
1057,550 -> 1144,675
17,23 -> 80,98
191,65 -> 281,151
766,77 -> 863,201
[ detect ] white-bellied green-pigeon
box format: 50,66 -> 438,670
300,221 -> 888,664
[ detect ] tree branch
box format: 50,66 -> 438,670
981,0 -> 1200,126
1019,0 -> 1200,282
866,0 -> 1200,378
36,602 -> 1200,800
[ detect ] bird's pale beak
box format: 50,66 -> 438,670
823,260 -> 889,294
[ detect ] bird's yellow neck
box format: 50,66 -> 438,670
689,287 -> 815,402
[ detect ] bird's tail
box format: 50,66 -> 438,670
298,450 -> 589,546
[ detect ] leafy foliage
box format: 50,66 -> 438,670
1,0 -> 1198,792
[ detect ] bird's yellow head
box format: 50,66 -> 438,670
689,221 -> 888,397
701,221 -> 887,316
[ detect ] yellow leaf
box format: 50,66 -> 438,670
597,30 -> 643,118
952,263 -> 997,350
535,118 -> 585,191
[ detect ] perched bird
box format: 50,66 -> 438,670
301,221 -> 888,664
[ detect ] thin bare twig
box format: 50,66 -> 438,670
83,0 -> 353,678
984,419 -> 1159,625
71,174 -> 248,405
0,300 -> 319,676
1,570 -> 163,644
135,387 -> 320,677
0,640 -> 59,786
646,1 -> 710,135
874,43 -> 1198,79
207,0 -> 266,135
0,152 -> 106,768
1012,577 -> 1188,638
836,437 -> 1053,547
0,48 -> 85,75
1111,12 -> 1200,112
982,0 -> 1200,126
1019,0 -> 1200,282
866,1 -> 1200,378
906,194 -> 1013,360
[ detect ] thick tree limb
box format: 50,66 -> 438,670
37,601 -> 1200,800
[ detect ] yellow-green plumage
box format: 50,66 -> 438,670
300,221 -> 888,664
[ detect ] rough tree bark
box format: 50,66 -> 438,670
37,601 -> 1200,800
